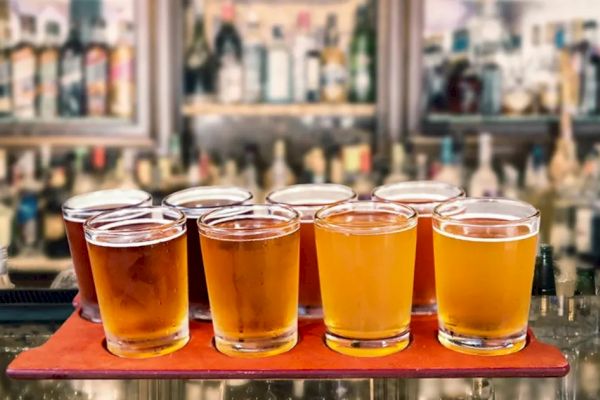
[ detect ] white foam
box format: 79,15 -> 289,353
433,225 -> 538,243
86,219 -> 186,248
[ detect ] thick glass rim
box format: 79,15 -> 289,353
266,183 -> 357,208
84,206 -> 186,244
198,204 -> 300,240
433,197 -> 540,227
63,189 -> 152,222
162,186 -> 253,218
314,200 -> 418,235
372,181 -> 465,209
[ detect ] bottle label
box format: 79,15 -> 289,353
110,48 -> 134,117
11,48 -> 36,118
44,213 -> 65,241
575,207 -> 593,254
306,56 -> 320,92
61,53 -> 83,86
242,47 -> 262,102
353,53 -> 372,100
39,52 -> 59,118
267,51 -> 290,102
321,61 -> 346,101
218,55 -> 243,103
86,48 -> 108,116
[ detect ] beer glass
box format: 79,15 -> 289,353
84,206 -> 189,358
198,204 -> 300,357
163,186 -> 252,320
62,189 -> 152,322
433,198 -> 540,355
266,184 -> 356,318
314,201 -> 418,357
372,181 -> 464,314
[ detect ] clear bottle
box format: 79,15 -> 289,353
11,16 -> 37,119
265,139 -> 294,192
0,149 -> 14,270
320,14 -> 347,103
292,11 -> 314,103
0,21 -> 10,118
539,23 -> 561,114
433,136 -> 461,186
446,29 -> 480,114
384,142 -> 408,184
215,2 -> 243,104
15,151 -> 42,255
479,42 -> 502,115
502,35 -> 533,115
241,145 -> 263,201
265,25 -> 291,103
37,21 -> 61,119
59,20 -> 85,117
109,22 -> 135,118
579,20 -> 599,115
184,1 -> 215,103
242,11 -> 264,104
469,133 -> 499,197
85,18 -> 109,117
352,143 -> 374,199
349,5 -> 376,103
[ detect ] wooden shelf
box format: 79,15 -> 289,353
0,135 -> 154,148
182,103 -> 377,118
8,256 -> 72,273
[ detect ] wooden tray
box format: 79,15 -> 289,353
7,312 -> 569,380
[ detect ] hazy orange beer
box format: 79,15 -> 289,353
84,206 -> 189,358
433,198 -> 539,355
314,201 -> 418,356
199,204 -> 300,357
267,184 -> 356,318
62,189 -> 152,322
163,186 -> 252,320
373,181 -> 464,314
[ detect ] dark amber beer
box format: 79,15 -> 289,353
85,206 -> 189,358
62,189 -> 152,322
267,184 -> 356,318
373,181 -> 464,314
433,198 -> 540,355
199,205 -> 300,357
315,201 -> 418,357
163,186 -> 252,320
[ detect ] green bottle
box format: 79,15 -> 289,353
349,5 -> 376,103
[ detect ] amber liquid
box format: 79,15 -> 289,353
87,226 -> 188,358
64,218 -> 98,310
413,216 -> 436,310
200,218 -> 299,355
433,219 -> 537,345
299,222 -> 321,310
315,211 -> 417,349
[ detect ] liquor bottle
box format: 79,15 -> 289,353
305,47 -> 321,103
309,147 -> 327,184
579,21 -> 599,115
446,29 -> 469,113
501,164 -> 519,199
71,147 -> 96,195
0,149 -> 14,274
43,164 -> 70,258
352,144 -> 374,199
423,35 -> 447,113
349,5 -> 376,103
321,14 -> 347,103
242,11 -> 264,103
11,16 -> 37,119
416,153 -> 428,180
384,142 -> 408,184
550,110 -> 580,192
539,24 -> 561,114
109,22 -> 135,118
502,35 -> 533,115
37,21 -> 60,119
264,139 -> 294,192
469,133 -> 499,197
241,145 -> 263,201
215,2 -> 243,104
59,20 -> 85,117
433,136 -> 461,186
479,41 -> 502,115
292,11 -> 314,103
85,18 -> 109,117
523,145 -> 553,243
265,26 -> 291,103
532,244 -> 557,296
15,151 -> 42,255
184,1 -> 215,104
0,21 -> 11,118
329,154 -> 344,184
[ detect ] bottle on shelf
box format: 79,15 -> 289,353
242,11 -> 264,104
578,20 -> 599,115
71,147 -> 96,195
85,18 -> 109,117
220,158 -> 239,186
501,163 -> 519,199
0,20 -> 12,118
423,34 -> 447,113
416,153 -> 428,180
0,149 -> 14,270
11,15 -> 37,119
109,21 -> 135,118
241,145 -> 263,201
37,21 -> 61,119
532,243 -> 557,296
309,147 -> 327,184
321,14 -> 347,103
305,31 -> 321,103
59,20 -> 85,117
352,143 -> 374,199
469,133 -> 499,197
265,25 -> 291,103
215,2 -> 243,104
383,142 -> 408,184
539,23 -> 561,114
43,162 -> 70,258
479,41 -> 502,115
523,145 -> 553,243
184,0 -> 215,104
446,29 -> 480,114
433,136 -> 461,187
575,265 -> 596,295
15,151 -> 42,255
502,35 -> 533,115
292,11 -> 314,103
349,5 -> 376,103
265,139 -> 294,193
550,110 -> 580,193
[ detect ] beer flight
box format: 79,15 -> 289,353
61,182 -> 540,359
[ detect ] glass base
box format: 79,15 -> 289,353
412,303 -> 437,315
215,327 -> 297,358
79,303 -> 102,323
438,327 -> 527,356
106,326 -> 190,359
299,305 -> 323,319
190,303 -> 211,321
324,330 -> 410,357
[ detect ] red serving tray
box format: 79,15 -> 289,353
7,312 -> 568,380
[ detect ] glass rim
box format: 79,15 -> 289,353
266,183 -> 357,208
162,186 -> 253,217
433,197 -> 540,227
62,189 -> 152,222
314,200 -> 418,235
84,206 -> 186,241
372,181 -> 465,206
198,204 -> 300,239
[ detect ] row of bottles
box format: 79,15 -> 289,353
185,1 -> 376,105
0,15 -> 135,120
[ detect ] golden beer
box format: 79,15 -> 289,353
315,201 -> 417,357
199,205 -> 300,357
85,206 -> 189,358
433,198 -> 540,355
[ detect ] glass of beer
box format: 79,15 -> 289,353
314,201 -> 418,357
62,189 -> 152,322
198,204 -> 300,357
163,186 -> 253,320
84,206 -> 189,358
372,181 -> 464,314
266,184 -> 356,318
433,198 -> 540,355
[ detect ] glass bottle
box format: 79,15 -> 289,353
242,11 -> 264,104
469,132 -> 499,197
533,244 -> 557,296
265,25 -> 291,103
215,1 -> 243,104
264,139 -> 294,192
0,149 -> 14,272
479,42 -> 502,115
0,21 -> 12,118
11,16 -> 37,119
43,164 -> 70,258
85,18 -> 109,117
38,21 -> 61,119
349,5 -> 376,103
433,136 -> 461,186
184,1 -> 215,104
579,20 -> 599,115
109,22 -> 135,118
321,14 -> 347,103
502,35 -> 533,115
59,20 -> 85,117
15,151 -> 42,255
384,142 -> 408,184
423,34 -> 447,113
292,11 -> 314,103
